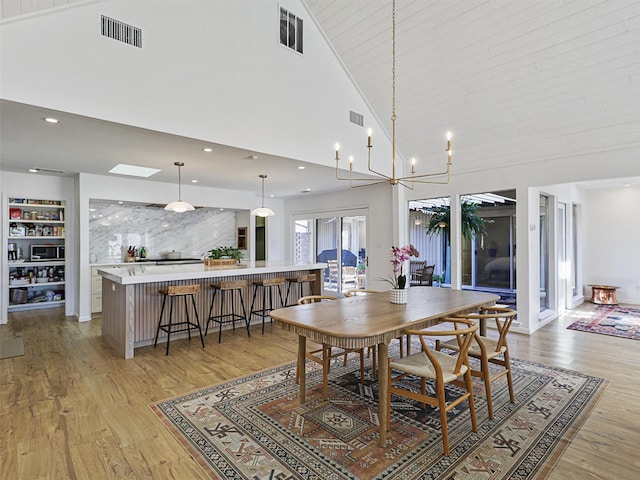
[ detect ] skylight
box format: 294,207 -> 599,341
108,164 -> 161,177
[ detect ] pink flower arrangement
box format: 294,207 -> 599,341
384,244 -> 419,289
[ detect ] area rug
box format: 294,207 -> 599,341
567,305 -> 640,340
0,337 -> 24,359
151,346 -> 605,480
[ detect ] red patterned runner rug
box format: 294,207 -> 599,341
567,305 -> 640,340
150,344 -> 605,479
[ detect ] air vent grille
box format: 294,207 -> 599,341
101,15 -> 142,48
349,110 -> 364,126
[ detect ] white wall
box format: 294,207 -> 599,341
0,0 -> 394,176
583,184 -> 640,304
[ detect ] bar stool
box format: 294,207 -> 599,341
205,279 -> 250,343
154,284 -> 205,356
284,273 -> 316,306
249,276 -> 285,334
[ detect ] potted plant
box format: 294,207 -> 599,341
205,246 -> 243,267
432,274 -> 445,287
378,244 -> 419,303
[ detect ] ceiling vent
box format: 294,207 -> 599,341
349,110 -> 364,127
100,15 -> 142,48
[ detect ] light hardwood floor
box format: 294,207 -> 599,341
1,303 -> 639,479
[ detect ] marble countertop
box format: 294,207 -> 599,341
97,262 -> 327,285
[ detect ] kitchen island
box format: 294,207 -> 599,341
98,262 -> 326,358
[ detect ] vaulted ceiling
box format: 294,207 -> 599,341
1,0 -> 638,196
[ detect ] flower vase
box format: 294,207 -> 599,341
389,288 -> 407,304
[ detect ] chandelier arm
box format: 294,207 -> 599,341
396,180 -> 415,190
398,165 -> 451,182
402,171 -> 452,184
350,178 -> 395,189
335,164 -> 387,183
366,146 -> 393,179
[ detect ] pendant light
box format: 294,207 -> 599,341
165,161 -> 195,212
251,174 -> 275,217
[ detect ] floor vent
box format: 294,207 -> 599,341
349,110 -> 364,126
101,15 -> 142,48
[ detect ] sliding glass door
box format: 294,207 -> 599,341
293,210 -> 367,294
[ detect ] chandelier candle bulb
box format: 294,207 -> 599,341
349,155 -> 354,171
411,158 -> 416,174
367,128 -> 372,148
335,143 -> 340,161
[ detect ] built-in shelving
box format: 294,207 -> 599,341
6,199 -> 66,312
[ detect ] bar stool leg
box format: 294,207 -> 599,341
183,296 -> 192,341
165,297 -> 175,356
154,294 -> 168,349
205,288 -> 218,336
239,290 -> 250,337
262,286 -> 268,334
218,290 -> 225,343
190,293 -> 205,348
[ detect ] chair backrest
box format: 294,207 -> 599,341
422,265 -> 435,285
342,266 -> 357,280
456,306 -> 516,353
409,260 -> 426,277
327,260 -> 338,278
406,318 -> 478,377
343,289 -> 380,297
297,295 -> 339,305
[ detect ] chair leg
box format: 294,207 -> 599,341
481,356 -> 494,418
358,349 -> 365,383
504,350 -> 515,403
436,380 -> 450,456
465,369 -> 478,433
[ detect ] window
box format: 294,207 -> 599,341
280,7 -> 303,54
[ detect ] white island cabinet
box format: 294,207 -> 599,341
98,262 -> 326,358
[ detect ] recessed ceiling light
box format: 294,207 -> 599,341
269,194 -> 275,198
109,163 -> 161,177
248,155 -> 259,160
28,168 -> 39,173
191,179 -> 198,183
44,117 -> 59,124
203,147 -> 213,152
623,183 -> 631,187
297,166 -> 306,170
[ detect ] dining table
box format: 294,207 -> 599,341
269,286 -> 500,446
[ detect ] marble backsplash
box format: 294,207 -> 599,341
89,201 -> 239,263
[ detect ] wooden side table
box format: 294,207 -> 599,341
589,284 -> 619,305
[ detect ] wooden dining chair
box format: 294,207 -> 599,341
388,318 -> 478,456
295,295 -> 366,400
437,306 -> 517,419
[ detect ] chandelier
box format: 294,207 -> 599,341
334,0 -> 452,189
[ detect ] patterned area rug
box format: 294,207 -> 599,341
151,345 -> 605,479
567,305 -> 640,340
